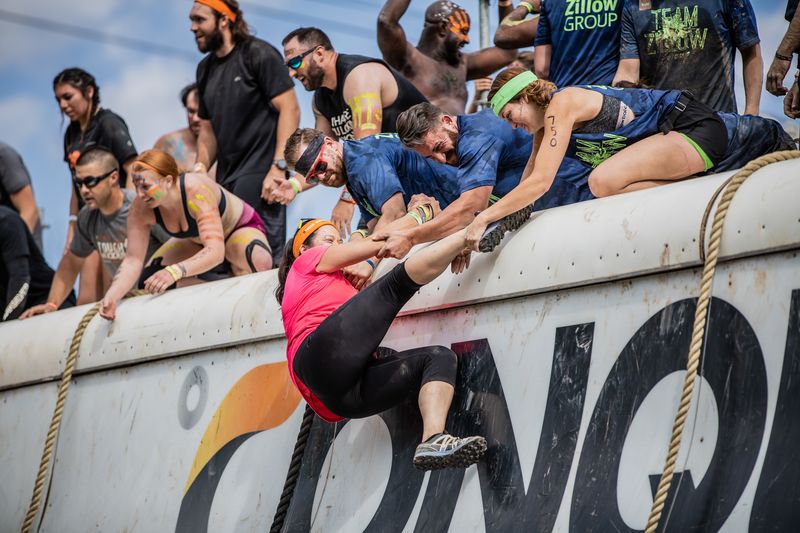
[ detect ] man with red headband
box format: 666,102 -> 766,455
189,0 -> 300,265
377,0 -> 518,115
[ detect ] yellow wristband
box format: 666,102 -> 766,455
288,177 -> 302,195
520,1 -> 534,13
165,264 -> 184,282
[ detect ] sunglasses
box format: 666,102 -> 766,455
285,46 -> 318,70
74,169 -> 115,189
304,144 -> 328,185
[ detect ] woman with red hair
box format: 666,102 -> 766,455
99,149 -> 271,320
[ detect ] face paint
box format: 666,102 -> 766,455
448,9 -> 470,43
147,182 -> 166,201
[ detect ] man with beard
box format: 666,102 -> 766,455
378,0 -> 517,115
380,102 -> 591,259
281,26 -> 428,236
189,0 -> 300,264
154,84 -> 215,179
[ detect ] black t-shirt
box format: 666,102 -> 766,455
0,142 -> 42,247
313,54 -> 428,140
0,207 -> 74,321
197,37 -> 294,186
63,108 -> 138,200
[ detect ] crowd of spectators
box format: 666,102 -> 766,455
2,0 -> 799,323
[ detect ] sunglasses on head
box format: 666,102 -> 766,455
304,144 -> 328,185
285,46 -> 318,70
74,169 -> 115,189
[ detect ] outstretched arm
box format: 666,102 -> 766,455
494,3 -> 540,49
464,90 -> 587,249
317,202 -> 433,273
99,200 -> 153,320
466,47 -> 518,80
378,0 -> 415,71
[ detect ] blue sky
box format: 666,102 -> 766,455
0,0 -> 794,266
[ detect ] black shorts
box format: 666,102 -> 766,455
661,94 -> 728,171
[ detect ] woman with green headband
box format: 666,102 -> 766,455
464,66 -> 733,251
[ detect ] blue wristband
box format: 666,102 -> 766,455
365,259 -> 376,269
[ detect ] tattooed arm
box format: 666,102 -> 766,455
343,63 -> 389,139
99,198 -> 154,320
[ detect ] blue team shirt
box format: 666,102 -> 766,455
342,134 -> 461,223
619,0 -> 760,113
534,0 -> 623,87
457,109 -> 593,208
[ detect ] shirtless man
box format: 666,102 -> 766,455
378,0 -> 517,115
154,84 -> 215,178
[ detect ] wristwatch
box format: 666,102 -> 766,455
273,159 -> 288,171
340,190 -> 356,204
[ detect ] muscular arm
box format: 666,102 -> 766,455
613,58 -> 641,86
343,63 -> 388,138
271,88 -> 301,167
494,6 -> 539,49
8,185 -> 39,235
377,0 -> 414,71
768,8 -> 800,95
404,186 -> 490,244
740,43 -> 762,115
45,252 -> 85,309
534,44 -> 551,80
196,120 -> 217,170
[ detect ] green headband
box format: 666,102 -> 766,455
490,70 -> 539,115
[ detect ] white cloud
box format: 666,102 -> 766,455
103,56 -> 196,150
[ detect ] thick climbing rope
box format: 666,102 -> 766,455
20,290 -> 147,533
645,150 -> 800,533
269,405 -> 316,533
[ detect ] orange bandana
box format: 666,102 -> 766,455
195,0 -> 237,21
293,219 -> 335,257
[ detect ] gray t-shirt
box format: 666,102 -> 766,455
70,189 -> 168,278
0,142 -> 42,247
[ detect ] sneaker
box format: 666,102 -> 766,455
412,433 -> 487,470
478,205 -> 534,253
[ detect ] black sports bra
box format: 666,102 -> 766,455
153,174 -> 226,238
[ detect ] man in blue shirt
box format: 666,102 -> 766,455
387,102 -> 591,259
284,129 -> 470,265
613,0 -> 762,114
534,0 -> 623,87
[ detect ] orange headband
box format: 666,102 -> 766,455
195,0 -> 237,21
293,219 -> 335,257
132,160 -> 163,177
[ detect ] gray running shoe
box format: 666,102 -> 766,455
412,433 -> 487,470
478,204 -> 534,252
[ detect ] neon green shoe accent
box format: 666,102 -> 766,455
678,132 -> 714,172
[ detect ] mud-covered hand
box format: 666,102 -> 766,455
450,249 -> 472,274
464,215 -> 489,252
331,199 -> 355,236
375,230 -> 414,259
785,80 -> 800,119
767,57 -> 792,96
343,261 -> 374,290
144,269 -> 177,295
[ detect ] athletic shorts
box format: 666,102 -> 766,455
663,96 -> 728,172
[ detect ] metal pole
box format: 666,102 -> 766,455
477,0 -> 491,109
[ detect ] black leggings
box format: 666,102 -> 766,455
293,263 -> 458,419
